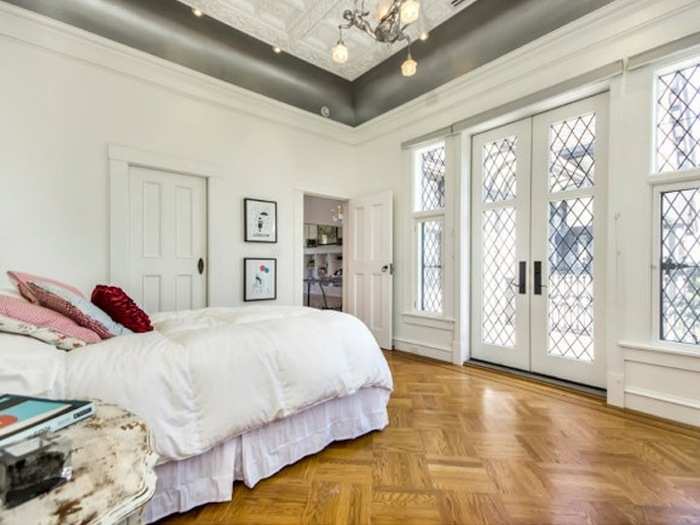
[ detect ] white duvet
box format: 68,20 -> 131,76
63,306 -> 393,461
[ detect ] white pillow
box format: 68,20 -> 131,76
0,287 -> 24,300
0,333 -> 66,398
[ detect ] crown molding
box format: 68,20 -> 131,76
0,0 -> 698,148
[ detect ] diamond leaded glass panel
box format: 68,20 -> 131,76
482,136 -> 517,203
419,220 -> 442,313
660,188 -> 700,344
482,207 -> 516,347
548,197 -> 594,361
417,144 -> 446,212
657,61 -> 700,173
549,113 -> 596,193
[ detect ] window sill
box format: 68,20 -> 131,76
618,340 -> 700,360
402,311 -> 455,331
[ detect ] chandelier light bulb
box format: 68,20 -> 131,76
401,50 -> 417,77
375,0 -> 394,21
400,0 -> 421,25
332,40 -> 349,64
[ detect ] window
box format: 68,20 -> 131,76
412,142 -> 446,314
655,58 -> 700,346
656,59 -> 700,173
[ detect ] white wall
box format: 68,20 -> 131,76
304,195 -> 345,226
0,23 -> 370,307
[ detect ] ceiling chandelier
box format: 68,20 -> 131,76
332,0 -> 423,77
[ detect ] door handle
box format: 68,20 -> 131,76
381,263 -> 394,275
198,257 -> 205,275
517,261 -> 527,295
534,261 -> 544,295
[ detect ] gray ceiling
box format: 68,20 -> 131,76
5,0 -> 615,126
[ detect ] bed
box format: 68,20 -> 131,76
0,304 -> 393,522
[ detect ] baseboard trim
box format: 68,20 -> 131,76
392,338 -> 452,362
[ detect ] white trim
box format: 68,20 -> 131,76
393,337 -> 453,362
2,0 -> 699,146
619,340 -> 700,360
108,145 -> 220,304
401,311 -> 455,331
624,386 -> 700,411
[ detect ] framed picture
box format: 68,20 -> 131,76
244,258 -> 277,301
244,198 -> 277,243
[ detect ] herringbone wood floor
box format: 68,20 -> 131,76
159,351 -> 700,525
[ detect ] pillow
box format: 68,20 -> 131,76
0,295 -> 100,346
0,332 -> 66,397
27,282 -> 131,339
0,287 -> 25,300
0,314 -> 87,351
7,271 -> 85,304
92,285 -> 153,333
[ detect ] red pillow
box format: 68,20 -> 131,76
91,286 -> 153,333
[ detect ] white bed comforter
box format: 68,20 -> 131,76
63,306 -> 393,461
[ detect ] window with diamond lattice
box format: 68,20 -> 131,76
549,114 -> 596,192
417,144 -> 446,212
482,136 -> 517,203
657,60 -> 700,173
418,220 -> 443,313
548,197 -> 594,361
660,188 -> 700,344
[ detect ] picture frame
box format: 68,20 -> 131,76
244,258 -> 277,301
244,198 -> 277,243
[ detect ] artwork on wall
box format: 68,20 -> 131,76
244,198 -> 277,243
244,258 -> 277,301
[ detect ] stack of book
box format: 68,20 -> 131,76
0,395 -> 94,448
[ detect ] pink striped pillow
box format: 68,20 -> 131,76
0,295 -> 100,344
7,271 -> 85,304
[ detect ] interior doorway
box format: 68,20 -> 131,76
303,195 -> 346,310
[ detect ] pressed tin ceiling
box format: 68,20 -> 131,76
177,0 -> 478,80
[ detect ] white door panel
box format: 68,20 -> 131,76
530,94 -> 608,387
347,191 -> 393,349
471,119 -> 532,370
129,167 -> 207,313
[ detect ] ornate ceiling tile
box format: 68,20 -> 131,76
178,0 -> 478,80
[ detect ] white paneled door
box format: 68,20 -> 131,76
471,94 -> 608,388
347,191 -> 394,349
129,167 -> 207,313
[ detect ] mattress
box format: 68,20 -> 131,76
144,387 -> 390,523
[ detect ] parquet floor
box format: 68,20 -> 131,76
159,351 -> 700,525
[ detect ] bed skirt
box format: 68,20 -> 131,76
144,387 -> 390,523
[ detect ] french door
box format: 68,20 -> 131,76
471,94 -> 608,388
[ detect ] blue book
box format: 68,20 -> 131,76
0,394 -> 94,448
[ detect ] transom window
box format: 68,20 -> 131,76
656,59 -> 700,173
412,142 -> 446,314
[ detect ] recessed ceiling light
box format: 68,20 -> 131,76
192,7 -> 203,17
273,46 -> 282,54
419,31 -> 429,41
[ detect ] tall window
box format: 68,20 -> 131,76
655,57 -> 700,345
413,142 -> 446,314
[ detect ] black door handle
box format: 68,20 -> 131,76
198,258 -> 205,275
534,261 -> 543,295
518,261 -> 526,294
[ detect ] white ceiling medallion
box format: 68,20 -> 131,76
178,0 -> 478,81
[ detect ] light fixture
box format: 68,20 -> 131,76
192,7 -> 203,17
417,11 -> 430,41
332,31 -> 349,64
273,46 -> 282,54
331,205 -> 344,223
332,0 -> 423,77
401,49 -> 417,77
399,0 -> 420,25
